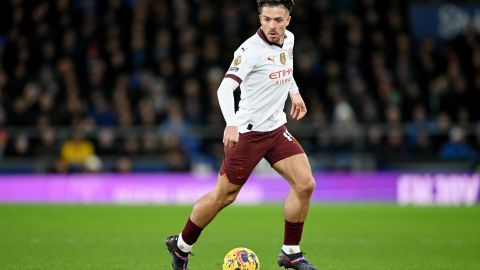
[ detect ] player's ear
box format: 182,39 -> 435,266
286,15 -> 291,26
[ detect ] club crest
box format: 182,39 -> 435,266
280,52 -> 286,65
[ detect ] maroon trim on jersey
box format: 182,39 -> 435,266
257,28 -> 287,48
224,74 -> 242,84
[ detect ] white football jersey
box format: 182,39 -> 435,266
224,28 -> 299,133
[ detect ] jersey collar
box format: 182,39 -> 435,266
257,28 -> 287,48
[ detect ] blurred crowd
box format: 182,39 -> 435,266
0,0 -> 479,173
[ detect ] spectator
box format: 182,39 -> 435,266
33,128 -> 59,173
440,127 -> 477,160
331,93 -> 358,149
161,132 -> 190,172
411,129 -> 435,156
141,131 -> 160,155
60,129 -> 95,171
33,128 -> 58,157
89,91 -> 115,126
405,104 -> 434,149
161,99 -> 201,158
115,156 -> 132,173
5,133 -> 31,157
365,125 -> 384,155
95,128 -> 118,156
386,128 -> 405,156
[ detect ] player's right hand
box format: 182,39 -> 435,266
223,126 -> 239,148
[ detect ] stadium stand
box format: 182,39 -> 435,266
0,0 -> 478,173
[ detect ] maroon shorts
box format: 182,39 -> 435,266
220,125 -> 304,185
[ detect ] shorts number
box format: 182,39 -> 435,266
283,130 -> 295,141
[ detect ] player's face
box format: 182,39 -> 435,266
259,5 -> 291,45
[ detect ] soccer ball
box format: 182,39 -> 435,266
222,247 -> 260,270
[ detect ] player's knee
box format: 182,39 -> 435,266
212,190 -> 238,208
216,192 -> 237,208
297,175 -> 316,196
223,192 -> 237,207
305,177 -> 316,194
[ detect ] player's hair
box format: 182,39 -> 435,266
257,0 -> 295,14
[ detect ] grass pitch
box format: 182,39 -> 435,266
0,204 -> 479,270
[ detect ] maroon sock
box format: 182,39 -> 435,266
284,220 -> 304,245
181,218 -> 203,245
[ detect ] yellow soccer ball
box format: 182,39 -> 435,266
222,247 -> 260,270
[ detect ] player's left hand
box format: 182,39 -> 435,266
289,92 -> 307,120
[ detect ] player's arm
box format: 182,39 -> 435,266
289,79 -> 307,120
217,77 -> 240,148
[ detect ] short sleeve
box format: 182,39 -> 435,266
224,47 -> 258,84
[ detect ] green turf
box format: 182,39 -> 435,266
0,204 -> 479,270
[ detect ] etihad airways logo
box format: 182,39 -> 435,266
269,67 -> 293,79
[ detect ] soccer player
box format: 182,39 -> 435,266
166,0 -> 319,269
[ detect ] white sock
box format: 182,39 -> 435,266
282,245 -> 301,254
177,233 -> 193,253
